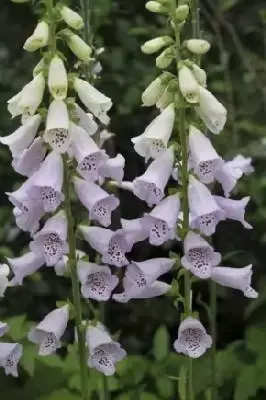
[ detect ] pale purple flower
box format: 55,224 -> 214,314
86,323 -> 126,376
181,231 -> 221,279
188,175 -> 225,236
121,217 -> 149,243
54,250 -> 85,276
189,125 -> 223,184
214,162 -> 242,198
109,180 -> 134,192
73,104 -> 98,136
28,305 -> 69,356
211,265 -> 258,298
73,177 -> 119,227
44,100 -> 70,153
141,194 -> 180,245
0,322 -> 9,338
30,211 -> 69,266
0,264 -> 10,297
77,260 -> 118,301
99,154 -> 125,182
0,342 -> 23,377
11,137 -> 46,177
8,251 -> 44,285
28,152 -> 64,212
113,281 -> 171,303
173,317 -> 212,358
70,122 -> 108,181
214,196 -> 252,229
133,146 -> 174,206
227,154 -> 254,176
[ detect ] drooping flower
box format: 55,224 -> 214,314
131,103 -> 175,160
121,217 -> 149,243
30,211 -> 68,266
7,91 -> 24,119
48,56 -> 68,100
44,100 -> 70,153
173,317 -> 212,358
0,322 -> 9,338
214,162 -> 242,198
185,39 -> 210,54
23,21 -> 49,52
66,33 -> 92,61
188,175 -> 225,236
142,75 -> 167,107
178,65 -> 199,103
73,177 -> 119,227
0,342 -> 23,377
141,36 -> 173,54
0,264 -> 10,297
70,123 -> 108,181
28,305 -> 69,356
16,73 -> 45,119
189,125 -> 223,184
77,260 -> 119,301
99,154 -> 125,182
60,6 -> 84,30
113,280 -> 171,303
214,196 -> 252,229
12,137 -> 46,177
141,194 -> 180,245
133,146 -> 174,206
86,323 -> 126,376
211,265 -> 258,298
73,104 -> 98,136
181,231 -> 221,279
190,64 -> 207,87
226,154 -> 254,176
8,252 -> 44,285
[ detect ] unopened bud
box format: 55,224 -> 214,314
145,1 -> 165,13
156,47 -> 174,69
141,36 -> 173,55
185,39 -> 211,54
175,5 -> 189,21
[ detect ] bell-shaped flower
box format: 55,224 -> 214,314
0,322 -> 9,338
226,154 -> 254,176
141,36 -> 173,54
48,56 -> 68,100
28,152 -> 64,212
141,194 -> 180,245
28,305 -> 69,356
178,65 -> 199,103
12,137 -> 46,177
77,260 -> 119,301
70,123 -> 108,181
7,91 -> 23,119
189,125 -> 223,184
0,342 -> 23,377
73,177 -> 119,227
214,196 -> 252,229
79,226 -> 132,267
44,100 -> 70,153
181,231 -> 221,279
73,104 -> 98,136
74,78 -> 112,124
196,86 -> 227,134
86,323 -> 126,376
8,252 -> 44,285
174,317 -> 212,358
60,6 -> 84,30
66,33 -> 92,61
17,73 -> 45,119
99,154 -> 125,182
23,21 -> 49,51
191,64 -> 207,87
185,39 -> 210,54
214,162 -> 242,198
142,75 -> 166,107
131,104 -> 175,160
30,211 -> 68,266
188,175 -> 225,236
0,114 -> 41,157
113,280 -> 171,303
121,217 -> 149,243
0,264 -> 10,297
133,146 -> 174,206
211,265 -> 258,298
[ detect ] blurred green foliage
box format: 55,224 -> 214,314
0,0 -> 266,398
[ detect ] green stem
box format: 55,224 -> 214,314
210,282 -> 217,400
98,303 -> 110,400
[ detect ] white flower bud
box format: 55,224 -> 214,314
48,56 -> 68,100
33,58 -> 45,77
178,65 -> 199,103
175,5 -> 189,21
60,6 -> 84,30
186,39 -> 211,55
156,47 -> 174,69
23,21 -> 49,52
142,75 -> 168,106
145,1 -> 165,13
10,0 -> 30,3
141,36 -> 173,55
66,33 -> 92,61
191,64 -> 207,87
18,73 -> 45,117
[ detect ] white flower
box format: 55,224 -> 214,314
60,6 -> 84,30
178,65 -> 199,103
145,1 -> 165,13
185,39 -> 211,54
17,73 -> 45,118
48,56 -> 68,100
191,64 -> 207,87
141,36 -> 173,54
44,100 -> 70,153
66,33 -> 92,61
0,264 -> 10,297
142,76 -> 167,107
23,21 -> 49,52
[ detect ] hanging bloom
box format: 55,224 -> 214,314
188,175 -> 225,236
178,65 -> 199,104
98,129 -> 114,148
214,196 -> 252,229
12,137 -> 46,177
0,342 -> 23,377
145,1 -> 165,13
173,317 -> 212,358
0,114 -> 41,157
156,83 -> 175,111
211,265 -> 258,298
215,162 -> 242,198
28,152 -> 64,212
185,39 -> 211,55
141,194 -> 180,245
17,73 -> 45,119
0,322 -> 9,338
73,104 -> 98,136
156,47 -> 174,69
8,252 -> 44,285
86,323 -> 126,376
191,64 -> 207,87
23,21 -> 49,52
196,86 -> 227,134
99,154 -> 125,182
133,146 -> 174,206
74,78 -> 112,124
30,211 -> 68,266
28,305 -> 69,355
0,264 -> 10,297
142,75 -> 167,107
181,231 -> 221,279
77,260 -> 119,301
7,91 -> 23,119
48,56 -> 68,100
121,217 -> 150,243
226,154 -> 254,176
189,125 -> 223,184
60,6 -> 84,30
66,33 -> 92,61
70,123 -> 108,181
113,281 -> 171,303
131,103 -> 175,160
73,177 -> 119,227
141,36 -> 173,54
79,226 -> 132,267
44,100 -> 70,153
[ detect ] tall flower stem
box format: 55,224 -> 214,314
98,303 -> 110,400
210,281 -> 217,400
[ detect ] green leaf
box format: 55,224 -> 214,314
221,0 -> 239,12
6,315 -> 28,341
21,343 -> 36,377
38,389 -> 81,400
156,376 -> 175,399
234,365 -> 258,400
153,325 -> 170,361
